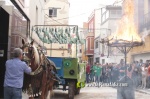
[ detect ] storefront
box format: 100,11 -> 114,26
0,0 -> 30,98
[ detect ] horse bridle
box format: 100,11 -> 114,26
22,44 -> 35,62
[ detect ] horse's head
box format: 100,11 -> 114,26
21,39 -> 39,71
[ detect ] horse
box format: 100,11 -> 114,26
21,39 -> 57,99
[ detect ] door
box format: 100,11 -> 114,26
0,7 -> 9,98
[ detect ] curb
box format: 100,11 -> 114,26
136,89 -> 150,95
111,87 -> 150,95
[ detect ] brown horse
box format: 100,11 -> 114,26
21,39 -> 57,99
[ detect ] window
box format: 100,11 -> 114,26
16,36 -> 19,45
88,21 -> 94,32
102,44 -> 105,54
18,22 -> 22,33
49,8 -> 57,17
15,18 -> 18,31
102,59 -> 105,64
86,38 -> 88,49
95,40 -> 98,49
95,57 -> 99,63
79,49 -> 82,53
91,38 -> 94,49
117,10 -> 122,15
91,21 -> 94,32
110,10 -> 122,18
110,10 -> 116,15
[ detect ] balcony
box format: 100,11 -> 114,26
85,32 -> 94,37
101,6 -> 122,25
85,50 -> 94,56
140,12 -> 150,32
85,33 -> 94,56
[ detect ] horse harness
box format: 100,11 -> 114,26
22,44 -> 57,96
22,44 -> 57,79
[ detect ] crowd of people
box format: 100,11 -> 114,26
86,59 -> 150,89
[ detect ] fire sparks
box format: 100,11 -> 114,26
110,0 -> 142,43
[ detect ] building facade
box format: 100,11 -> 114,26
94,5 -> 123,64
85,11 -> 95,65
77,24 -> 88,62
128,0 -> 150,63
81,22 -> 88,62
93,8 -> 102,64
77,29 -> 83,62
0,0 -> 50,98
44,0 -> 70,57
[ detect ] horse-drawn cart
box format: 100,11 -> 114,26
47,57 -> 86,99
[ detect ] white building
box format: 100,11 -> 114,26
43,0 -> 70,57
94,5 -> 124,64
77,28 -> 86,62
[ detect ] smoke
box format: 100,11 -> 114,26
141,28 -> 149,42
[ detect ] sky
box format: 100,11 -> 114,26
68,0 -> 116,27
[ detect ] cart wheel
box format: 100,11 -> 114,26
68,81 -> 75,99
75,88 -> 81,95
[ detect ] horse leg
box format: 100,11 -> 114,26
45,83 -> 50,99
46,81 -> 53,99
46,86 -> 53,99
50,81 -> 55,97
46,80 -> 55,99
40,72 -> 47,99
46,90 -> 51,99
29,97 -> 34,99
50,89 -> 54,98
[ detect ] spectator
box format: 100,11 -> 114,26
101,65 -> 107,83
107,66 -> 112,83
95,64 -> 102,87
92,63 -> 97,82
147,64 -> 150,88
139,59 -> 143,67
86,63 -> 90,83
131,63 -> 139,88
112,65 -> 119,83
145,60 -> 149,67
119,64 -> 126,80
89,64 -> 93,83
141,64 -> 147,89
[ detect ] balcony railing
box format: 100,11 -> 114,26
140,12 -> 150,32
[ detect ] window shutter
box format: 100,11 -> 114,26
53,9 -> 57,17
49,8 -> 57,17
49,9 -> 53,17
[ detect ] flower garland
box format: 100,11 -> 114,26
31,26 -> 85,44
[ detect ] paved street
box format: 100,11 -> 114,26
50,86 -> 150,99
22,84 -> 150,99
